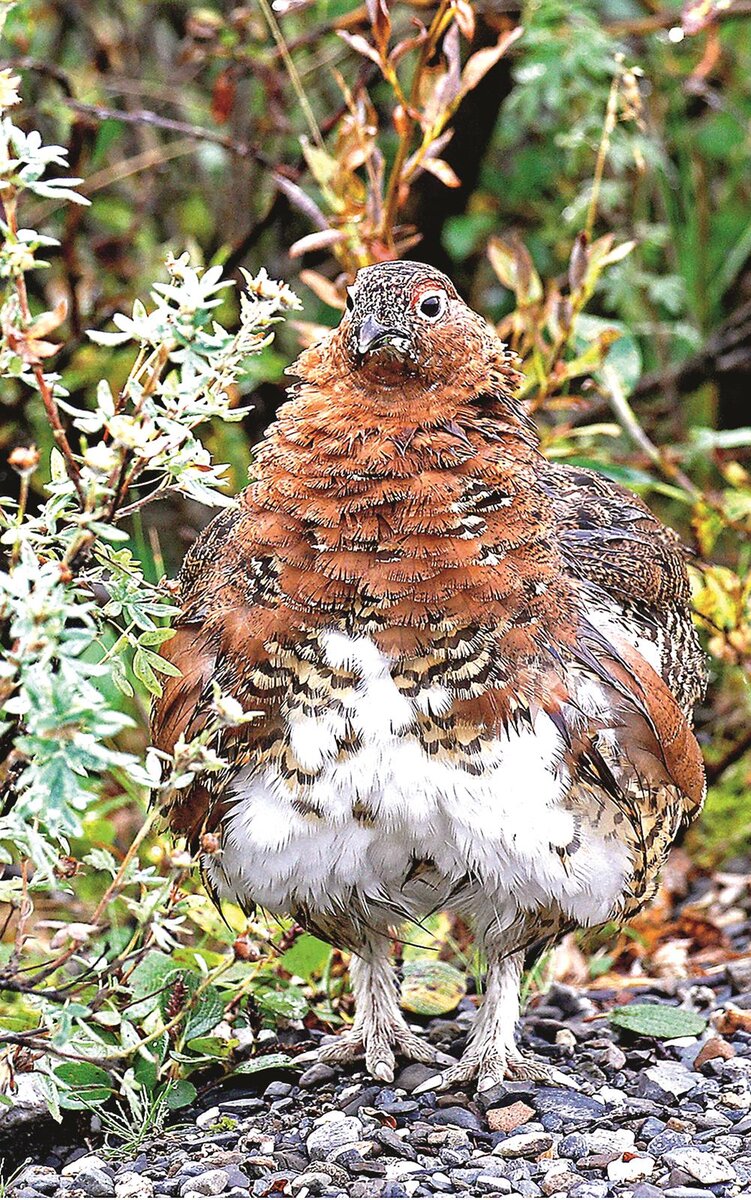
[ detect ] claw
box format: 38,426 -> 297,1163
506,1053 -> 583,1090
294,1048 -> 324,1066
372,1059 -> 394,1082
293,1020 -> 440,1083
412,1072 -> 444,1095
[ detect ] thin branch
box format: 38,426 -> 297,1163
116,485 -> 180,519
0,1031 -> 114,1066
602,364 -> 701,498
57,100 -> 336,233
5,198 -> 85,500
26,810 -> 157,988
62,99 -> 266,163
606,2 -> 751,35
586,69 -> 621,242
255,0 -> 326,152
380,0 -> 454,247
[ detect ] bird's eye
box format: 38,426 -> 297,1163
345,289 -> 355,313
417,291 -> 446,320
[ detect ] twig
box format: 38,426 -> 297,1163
380,0 -> 454,247
25,809 -> 158,988
115,484 -> 180,519
5,198 -> 85,499
57,100 -> 334,232
7,860 -> 33,976
602,364 -> 701,500
586,68 -> 621,242
255,0 -> 326,152
606,3 -> 751,35
62,99 -> 265,163
0,1032 -> 114,1066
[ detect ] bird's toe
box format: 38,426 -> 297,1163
393,1027 -> 451,1067
410,1042 -> 578,1096
309,1029 -> 365,1067
506,1050 -> 582,1090
295,1019 -> 444,1083
411,1048 -> 498,1095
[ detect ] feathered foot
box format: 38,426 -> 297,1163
413,949 -> 580,1095
295,937 -> 451,1083
298,1015 -> 448,1082
413,1045 -> 579,1094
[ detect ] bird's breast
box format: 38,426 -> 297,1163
206,631 -> 633,933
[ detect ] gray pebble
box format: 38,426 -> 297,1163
647,1130 -> 694,1157
533,1088 -> 605,1123
393,1063 -> 439,1091
662,1148 -> 736,1185
180,1169 -> 230,1196
557,1134 -> 587,1159
427,1106 -> 484,1131
476,1176 -> 513,1194
306,1114 -> 364,1159
298,1063 -> 338,1089
71,1168 -> 116,1198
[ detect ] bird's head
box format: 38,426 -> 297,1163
332,260 -> 513,394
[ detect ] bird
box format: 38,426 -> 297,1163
152,259 -> 706,1093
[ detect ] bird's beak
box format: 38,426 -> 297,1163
356,314 -> 410,360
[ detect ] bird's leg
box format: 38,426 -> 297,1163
414,949 -> 578,1095
296,935 -> 449,1083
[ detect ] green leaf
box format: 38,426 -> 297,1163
133,1052 -> 158,1092
54,1062 -> 114,1109
140,648 -> 182,678
138,628 -> 176,647
575,314 -> 642,397
184,984 -> 224,1041
255,985 -> 309,1021
400,960 -> 467,1017
128,951 -> 177,1019
158,969 -> 225,1041
36,1073 -> 63,1123
608,1003 -> 707,1040
280,934 -> 331,982
132,648 -> 162,697
187,1035 -> 235,1058
231,1053 -> 297,1076
162,1079 -> 197,1110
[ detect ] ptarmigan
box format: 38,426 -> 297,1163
153,260 -> 706,1092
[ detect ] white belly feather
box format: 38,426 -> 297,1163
208,632 -> 632,934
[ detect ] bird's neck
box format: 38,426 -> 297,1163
243,369 -> 573,656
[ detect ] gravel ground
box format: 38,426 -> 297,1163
6,865 -> 751,1200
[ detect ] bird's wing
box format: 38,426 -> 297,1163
151,502 -> 279,846
523,463 -> 707,917
540,462 -> 707,714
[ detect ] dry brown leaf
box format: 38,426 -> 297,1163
289,229 -> 348,258
337,29 -> 383,67
299,270 -> 346,310
460,26 -> 523,96
420,157 -> 461,187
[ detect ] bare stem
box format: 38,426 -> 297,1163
585,67 -> 621,242
380,0 -> 454,249
603,364 -> 700,499
6,197 -> 85,500
26,809 -> 158,987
